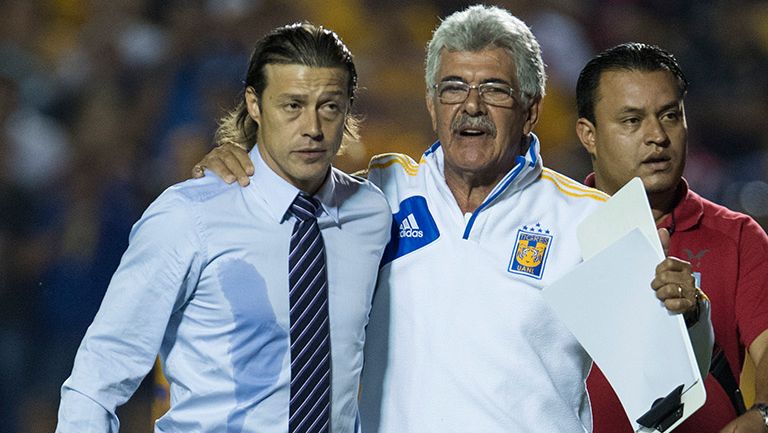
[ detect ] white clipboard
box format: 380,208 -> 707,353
577,177 -> 663,261
551,178 -> 705,432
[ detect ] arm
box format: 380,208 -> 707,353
719,218 -> 768,433
56,192 -> 203,432
718,330 -> 768,433
750,330 -> 768,406
192,142 -> 254,186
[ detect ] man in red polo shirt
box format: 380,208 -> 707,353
576,42 -> 768,433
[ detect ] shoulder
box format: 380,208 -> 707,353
136,176 -> 240,237
123,189 -> 204,260
694,191 -> 768,245
538,168 -> 609,206
331,167 -> 391,215
368,153 -> 420,174
329,168 -> 392,235
367,153 -> 420,184
697,191 -> 755,224
365,153 -> 423,200
164,175 -> 242,204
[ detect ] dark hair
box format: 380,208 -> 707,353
216,22 -> 359,149
576,42 -> 689,124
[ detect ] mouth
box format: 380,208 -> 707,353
458,128 -> 489,137
294,148 -> 328,159
297,148 -> 326,153
451,113 -> 497,138
641,155 -> 672,171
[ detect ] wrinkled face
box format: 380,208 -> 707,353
247,64 -> 349,193
579,69 -> 687,196
426,47 -> 540,185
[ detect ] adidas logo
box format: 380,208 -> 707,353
399,213 -> 424,238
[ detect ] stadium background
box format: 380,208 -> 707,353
1,0 -> 767,431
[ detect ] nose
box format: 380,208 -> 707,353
302,110 -> 324,141
645,117 -> 670,147
462,86 -> 486,116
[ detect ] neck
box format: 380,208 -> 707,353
649,190 -> 678,225
445,175 -> 498,214
651,179 -> 686,226
444,160 -> 516,214
442,136 -> 529,214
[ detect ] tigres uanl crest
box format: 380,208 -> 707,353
508,224 -> 553,279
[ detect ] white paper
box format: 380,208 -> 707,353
542,229 -> 701,431
577,177 -> 663,261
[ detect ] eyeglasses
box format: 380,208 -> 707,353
433,81 -> 517,107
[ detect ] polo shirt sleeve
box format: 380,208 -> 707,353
56,189 -> 205,433
735,217 -> 768,349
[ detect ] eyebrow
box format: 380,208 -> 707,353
439,75 -> 512,86
616,100 -> 681,115
275,90 -> 347,100
616,106 -> 643,115
656,101 -> 682,113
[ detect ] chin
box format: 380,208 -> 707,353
643,177 -> 680,196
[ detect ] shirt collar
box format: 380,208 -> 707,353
248,145 -> 340,225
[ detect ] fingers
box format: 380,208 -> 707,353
192,164 -> 206,179
193,143 -> 254,186
657,228 -> 670,256
652,257 -> 697,313
230,142 -> 255,176
652,256 -> 693,278
660,289 -> 695,313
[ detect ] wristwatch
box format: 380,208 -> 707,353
751,402 -> 768,431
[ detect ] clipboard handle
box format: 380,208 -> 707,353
636,384 -> 685,432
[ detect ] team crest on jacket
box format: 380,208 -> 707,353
508,223 -> 552,279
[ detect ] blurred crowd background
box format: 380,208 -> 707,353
2,0 -> 767,431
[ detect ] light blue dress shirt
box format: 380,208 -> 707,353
56,147 -> 391,433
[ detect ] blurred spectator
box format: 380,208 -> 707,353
0,73 -> 49,433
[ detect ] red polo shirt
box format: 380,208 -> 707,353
584,174 -> 768,433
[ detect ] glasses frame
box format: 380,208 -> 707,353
432,80 -> 518,108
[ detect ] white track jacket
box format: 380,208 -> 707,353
359,134 -> 609,433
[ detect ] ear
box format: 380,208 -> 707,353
575,117 -> 598,159
522,96 -> 542,135
245,87 -> 261,123
426,92 -> 438,132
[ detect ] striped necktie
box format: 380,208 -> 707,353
288,193 -> 331,433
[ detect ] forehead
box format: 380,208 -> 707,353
595,69 -> 681,110
262,64 -> 349,97
437,47 -> 517,84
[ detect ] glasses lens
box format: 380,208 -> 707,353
437,82 -> 515,106
480,84 -> 514,106
438,82 -> 469,104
